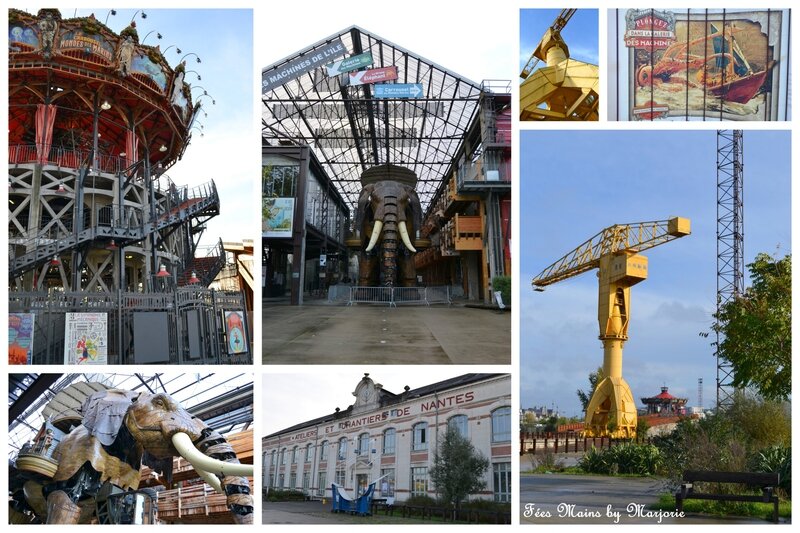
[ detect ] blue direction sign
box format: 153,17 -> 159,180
373,83 -> 424,99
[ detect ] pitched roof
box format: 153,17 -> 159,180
265,373 -> 506,438
261,26 -> 485,213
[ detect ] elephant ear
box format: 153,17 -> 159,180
407,187 -> 423,230
355,184 -> 375,230
81,389 -> 138,446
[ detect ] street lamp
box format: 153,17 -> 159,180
104,9 -> 116,25
185,70 -> 201,81
162,44 -> 182,55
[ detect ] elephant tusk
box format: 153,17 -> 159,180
171,432 -> 253,477
398,221 -> 417,252
365,220 -> 383,252
194,466 -> 224,494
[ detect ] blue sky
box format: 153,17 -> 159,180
15,7 -> 256,247
520,130 -> 791,418
520,9 -> 599,74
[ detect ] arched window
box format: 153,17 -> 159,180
270,450 -> 276,468
491,407 -> 511,442
357,432 -> 369,455
291,445 -> 298,464
305,442 -> 313,462
412,422 -> 428,451
382,428 -> 396,455
280,447 -> 286,465
448,414 -> 469,438
319,440 -> 328,461
337,437 -> 348,460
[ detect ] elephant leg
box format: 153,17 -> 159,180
45,490 -> 81,524
398,253 -> 417,287
358,252 -> 378,286
195,428 -> 254,524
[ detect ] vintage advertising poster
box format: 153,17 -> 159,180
225,310 -> 248,355
9,313 -> 35,365
263,197 -> 294,238
622,9 -> 785,120
63,312 -> 108,365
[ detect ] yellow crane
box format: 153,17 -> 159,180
520,8 -> 598,121
532,217 -> 691,438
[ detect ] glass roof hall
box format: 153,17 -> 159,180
262,25 -> 484,212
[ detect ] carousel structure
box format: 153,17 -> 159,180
8,9 -> 250,364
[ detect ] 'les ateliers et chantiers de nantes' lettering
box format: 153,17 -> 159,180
339,392 -> 476,430
286,392 -> 476,441
265,42 -> 345,87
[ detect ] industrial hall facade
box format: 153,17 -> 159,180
262,26 -> 511,305
263,374 -> 512,504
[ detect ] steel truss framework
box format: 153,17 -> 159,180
262,26 -> 485,213
716,129 -> 744,409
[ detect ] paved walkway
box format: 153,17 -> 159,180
262,500 -> 432,525
521,474 -> 775,524
263,303 -> 510,364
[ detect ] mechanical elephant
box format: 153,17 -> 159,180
350,164 -> 428,287
13,389 -> 253,524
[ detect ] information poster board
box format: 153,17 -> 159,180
225,310 -> 248,355
9,313 -> 35,365
64,312 -> 108,365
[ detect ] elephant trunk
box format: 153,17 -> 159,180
171,430 -> 254,524
381,215 -> 398,287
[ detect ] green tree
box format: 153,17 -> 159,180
430,426 -> 489,510
713,253 -> 791,401
577,366 -> 604,412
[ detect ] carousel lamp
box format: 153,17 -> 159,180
50,256 -> 60,267
57,182 -> 66,193
188,271 -> 201,284
119,152 -> 126,157
100,100 -> 111,111
106,239 -> 119,251
156,265 -> 171,277
159,144 -> 168,152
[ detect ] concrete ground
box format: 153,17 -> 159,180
521,474 -> 775,525
262,500 -> 435,525
263,302 -> 510,364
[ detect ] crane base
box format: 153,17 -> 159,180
582,376 -> 637,439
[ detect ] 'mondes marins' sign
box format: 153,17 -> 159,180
262,38 -> 346,94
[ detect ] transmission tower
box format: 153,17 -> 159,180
697,377 -> 703,411
715,130 -> 744,409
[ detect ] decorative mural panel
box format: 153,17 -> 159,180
8,23 -> 40,52
131,52 -> 168,92
611,9 -> 789,121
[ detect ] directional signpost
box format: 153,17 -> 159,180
347,66 -> 398,86
373,83 -> 424,99
325,52 -> 373,76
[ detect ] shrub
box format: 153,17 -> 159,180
749,445 -> 791,497
532,449 -> 565,472
265,489 -> 306,501
578,443 -> 662,476
491,276 -> 511,306
403,495 -> 438,507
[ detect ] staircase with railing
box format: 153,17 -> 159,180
9,179 -> 220,278
176,239 -> 227,287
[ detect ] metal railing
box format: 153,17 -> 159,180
346,286 -> 452,307
327,284 -> 352,303
8,144 -> 131,174
8,288 -> 251,365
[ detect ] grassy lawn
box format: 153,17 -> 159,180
651,493 -> 792,522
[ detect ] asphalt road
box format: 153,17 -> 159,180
520,474 -> 775,525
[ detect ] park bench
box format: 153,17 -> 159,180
675,471 -> 780,523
